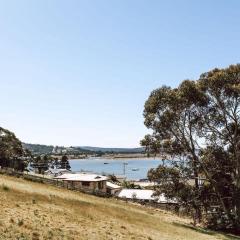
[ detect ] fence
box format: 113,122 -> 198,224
0,167 -> 110,198
0,167 -> 183,215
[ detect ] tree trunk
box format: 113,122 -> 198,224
235,164 -> 240,231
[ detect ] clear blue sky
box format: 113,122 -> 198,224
0,0 -> 239,147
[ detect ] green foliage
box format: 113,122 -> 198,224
122,181 -> 141,189
0,127 -> 30,171
108,174 -> 118,182
17,219 -> 24,227
140,134 -> 161,157
30,155 -> 52,174
60,155 -> 71,170
23,144 -> 144,156
142,64 -> 240,233
23,143 -> 54,155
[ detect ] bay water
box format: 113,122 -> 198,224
69,158 -> 163,180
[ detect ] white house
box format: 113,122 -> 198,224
117,189 -> 175,203
117,189 -> 155,201
54,173 -> 108,193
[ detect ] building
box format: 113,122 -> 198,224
106,181 -> 122,195
117,189 -> 156,201
55,173 -> 108,193
117,189 -> 175,203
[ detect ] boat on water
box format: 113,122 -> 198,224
132,168 -> 139,171
104,162 -> 109,164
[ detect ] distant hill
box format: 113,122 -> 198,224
78,146 -> 144,153
23,143 -> 144,155
22,143 -> 54,155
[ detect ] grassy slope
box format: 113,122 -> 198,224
0,175 -> 239,240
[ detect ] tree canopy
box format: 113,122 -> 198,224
142,64 -> 240,233
0,127 -> 30,171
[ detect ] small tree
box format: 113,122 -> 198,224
60,155 -> 71,170
32,155 -> 49,174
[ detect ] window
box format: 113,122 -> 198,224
98,181 -> 103,189
82,181 -> 90,187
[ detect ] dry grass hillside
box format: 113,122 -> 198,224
0,174 -> 239,240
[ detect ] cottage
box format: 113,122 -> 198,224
55,173 -> 108,193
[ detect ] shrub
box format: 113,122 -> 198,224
2,184 -> 9,191
18,219 -> 24,226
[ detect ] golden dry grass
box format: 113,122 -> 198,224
0,174 -> 239,240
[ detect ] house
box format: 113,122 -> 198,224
54,173 -> 108,193
117,189 -> 175,203
106,181 -> 122,195
117,189 -> 155,201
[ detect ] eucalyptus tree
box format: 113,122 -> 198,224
198,65 -> 240,230
142,64 -> 240,232
140,134 -> 158,157
142,82 -> 206,222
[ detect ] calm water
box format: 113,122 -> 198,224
69,158 -> 163,180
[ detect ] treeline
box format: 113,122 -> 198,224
30,155 -> 71,174
23,143 -> 144,156
22,143 -> 54,155
141,64 -> 240,233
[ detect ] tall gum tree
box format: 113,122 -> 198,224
143,81 -> 206,222
198,65 -> 240,229
142,64 -> 240,231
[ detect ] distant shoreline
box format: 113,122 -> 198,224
69,154 -> 164,161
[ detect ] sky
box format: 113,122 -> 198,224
0,0 -> 240,147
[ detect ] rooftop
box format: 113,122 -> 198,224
45,169 -> 71,174
54,173 -> 108,182
106,182 -> 122,189
117,189 -> 155,200
117,189 -> 174,203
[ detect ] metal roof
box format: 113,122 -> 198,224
54,173 -> 108,182
106,182 -> 122,189
117,189 -> 174,203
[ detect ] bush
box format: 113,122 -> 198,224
18,219 -> 24,226
2,184 -> 10,191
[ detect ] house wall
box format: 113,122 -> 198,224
107,188 -> 121,195
63,180 -> 107,193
